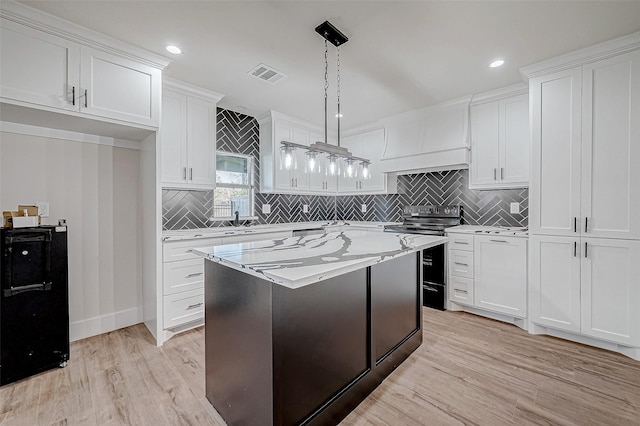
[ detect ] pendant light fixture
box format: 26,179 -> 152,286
279,21 -> 371,180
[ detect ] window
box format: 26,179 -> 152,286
213,152 -> 254,219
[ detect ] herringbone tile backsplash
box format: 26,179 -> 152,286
163,108 -> 528,230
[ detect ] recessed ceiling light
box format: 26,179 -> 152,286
335,113 -> 343,118
489,59 -> 505,68
165,44 -> 182,55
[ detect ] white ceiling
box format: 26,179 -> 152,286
19,1 -> 640,131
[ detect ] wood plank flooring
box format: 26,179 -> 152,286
1,309 -> 639,425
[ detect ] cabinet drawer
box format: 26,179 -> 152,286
163,288 -> 204,329
449,275 -> 474,306
448,234 -> 474,251
163,258 -> 204,295
448,250 -> 474,279
163,237 -> 221,262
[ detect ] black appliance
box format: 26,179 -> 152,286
1,225 -> 69,386
384,205 -> 462,310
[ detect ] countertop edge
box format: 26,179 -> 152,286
192,234 -> 447,289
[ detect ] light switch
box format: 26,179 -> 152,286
303,204 -> 309,213
510,202 -> 520,214
262,204 -> 271,214
361,204 -> 367,213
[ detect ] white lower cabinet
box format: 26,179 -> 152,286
447,232 -> 527,323
162,237 -> 221,334
474,236 -> 527,318
530,235 -> 640,346
161,230 -> 293,342
163,289 -> 205,330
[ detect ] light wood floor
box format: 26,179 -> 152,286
1,309 -> 639,425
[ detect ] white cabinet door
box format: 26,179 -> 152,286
530,68 -> 582,237
161,90 -> 188,186
186,97 -> 216,187
470,101 -> 500,187
80,46 -> 160,127
448,250 -> 474,279
500,94 -> 529,186
0,19 -> 79,112
273,121 -> 293,191
580,238 -> 640,346
581,51 -> 640,240
530,235 -> 581,333
337,128 -> 387,194
474,236 -> 527,318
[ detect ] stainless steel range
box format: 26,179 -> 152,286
384,205 -> 463,311
383,205 -> 463,236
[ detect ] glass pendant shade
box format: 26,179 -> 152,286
327,155 -> 340,176
361,162 -> 371,180
344,158 -> 357,178
280,146 -> 297,170
305,151 -> 320,173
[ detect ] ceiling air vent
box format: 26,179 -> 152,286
248,63 -> 287,84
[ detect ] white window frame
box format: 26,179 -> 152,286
213,151 -> 256,220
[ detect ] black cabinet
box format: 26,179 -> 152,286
0,226 -> 69,386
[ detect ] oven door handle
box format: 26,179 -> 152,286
423,285 -> 440,293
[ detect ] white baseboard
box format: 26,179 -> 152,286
70,307 -> 142,342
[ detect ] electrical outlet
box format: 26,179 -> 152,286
303,204 -> 309,213
262,204 -> 271,214
36,201 -> 49,217
510,202 -> 520,214
361,203 -> 367,213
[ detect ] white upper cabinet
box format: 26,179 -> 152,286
529,51 -> 640,240
0,19 -> 79,112
337,128 -> 395,194
79,46 -> 160,127
469,89 -> 529,189
580,51 -> 640,240
160,79 -> 223,189
0,5 -> 167,130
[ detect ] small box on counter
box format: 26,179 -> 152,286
2,205 -> 41,228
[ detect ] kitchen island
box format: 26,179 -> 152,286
193,230 -> 447,426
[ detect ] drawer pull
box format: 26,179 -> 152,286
454,262 -> 469,266
186,272 -> 203,278
454,241 -> 469,245
454,289 -> 468,294
186,302 -> 203,310
490,239 -> 508,243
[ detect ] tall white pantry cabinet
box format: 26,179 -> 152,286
525,34 -> 640,360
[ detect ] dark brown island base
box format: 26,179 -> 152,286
204,251 -> 422,425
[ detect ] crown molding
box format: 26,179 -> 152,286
163,77 -> 224,104
0,0 -> 170,70
520,31 -> 640,79
470,82 -> 528,105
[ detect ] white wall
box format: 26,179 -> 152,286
0,130 -> 141,341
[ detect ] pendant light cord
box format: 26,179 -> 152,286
337,45 -> 341,148
324,38 -> 329,145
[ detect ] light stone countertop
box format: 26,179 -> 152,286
192,230 -> 447,289
162,221 -> 401,241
